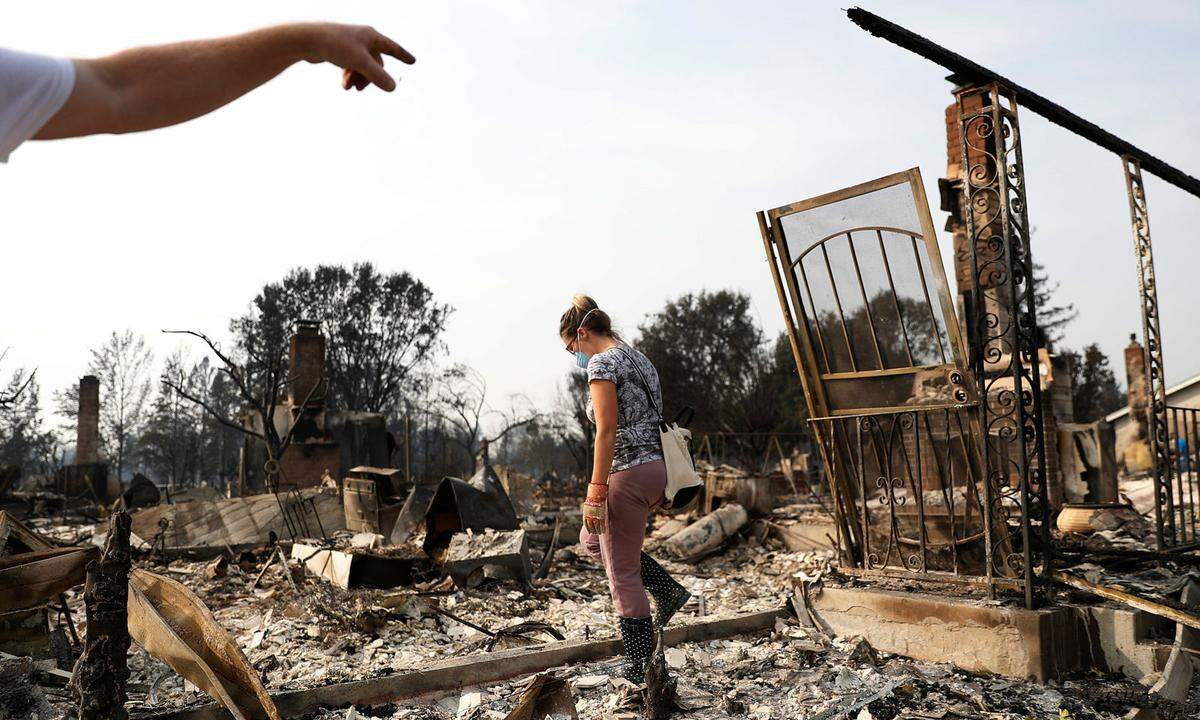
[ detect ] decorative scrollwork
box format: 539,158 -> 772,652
844,406 -> 990,578
956,84 -> 1051,609
860,412 -> 913,571
1123,155 -> 1175,548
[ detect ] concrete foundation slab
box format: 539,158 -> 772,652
811,585 -> 1172,682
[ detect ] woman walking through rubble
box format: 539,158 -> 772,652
559,295 -> 692,684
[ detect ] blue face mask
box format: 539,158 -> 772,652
571,308 -> 597,369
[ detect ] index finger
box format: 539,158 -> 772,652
373,30 -> 415,64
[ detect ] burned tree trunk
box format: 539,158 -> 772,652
643,628 -> 677,720
71,511 -> 132,720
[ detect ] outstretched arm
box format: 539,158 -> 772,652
34,22 -> 414,139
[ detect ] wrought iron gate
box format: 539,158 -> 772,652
757,157 -> 1052,606
757,168 -> 1022,594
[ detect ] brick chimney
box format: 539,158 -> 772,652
943,88 -> 1012,349
945,89 -> 995,288
77,375 -> 100,464
288,320 -> 326,408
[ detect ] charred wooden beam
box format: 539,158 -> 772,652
1052,570 -> 1200,631
501,672 -> 577,720
72,510 -> 132,720
846,7 -> 1200,199
1056,543 -> 1200,567
136,608 -> 784,720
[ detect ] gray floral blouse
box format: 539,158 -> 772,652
586,345 -> 664,472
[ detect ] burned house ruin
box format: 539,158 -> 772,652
54,375 -> 112,503
239,320 -> 393,493
6,9 -> 1200,720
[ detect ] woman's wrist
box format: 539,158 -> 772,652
585,480 -> 608,507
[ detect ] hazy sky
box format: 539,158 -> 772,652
3,1 -> 1199,426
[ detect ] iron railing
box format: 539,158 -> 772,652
1159,405 -> 1200,548
1123,156 -> 1178,552
811,405 -> 1037,596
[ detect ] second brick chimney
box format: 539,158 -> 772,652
289,320 -> 326,409
77,375 -> 100,464
1124,334 -> 1150,438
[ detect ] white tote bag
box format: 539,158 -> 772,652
617,348 -> 702,510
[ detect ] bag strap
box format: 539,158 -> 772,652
614,346 -> 663,423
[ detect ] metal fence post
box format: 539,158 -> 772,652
956,83 -> 1052,609
1123,155 -> 1174,549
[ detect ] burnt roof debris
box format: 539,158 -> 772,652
846,6 -> 1200,199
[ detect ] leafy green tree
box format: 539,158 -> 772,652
0,373 -> 60,478
1033,262 -> 1078,351
635,290 -> 763,432
761,332 -> 809,435
1063,343 -> 1126,423
201,369 -> 244,489
231,262 -> 451,415
635,290 -> 807,438
140,350 -> 208,488
55,330 -> 154,481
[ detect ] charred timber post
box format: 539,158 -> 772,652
72,510 -> 132,720
1123,156 -> 1174,549
846,7 -> 1200,200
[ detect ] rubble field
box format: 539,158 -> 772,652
25,505 -> 1194,720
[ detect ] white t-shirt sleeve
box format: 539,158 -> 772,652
0,48 -> 76,163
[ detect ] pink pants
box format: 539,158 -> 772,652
580,459 -> 666,618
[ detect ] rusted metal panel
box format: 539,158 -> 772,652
0,546 -> 96,610
127,488 -> 345,553
128,568 -> 282,720
422,466 -> 520,561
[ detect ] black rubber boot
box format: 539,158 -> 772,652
641,552 -> 691,627
617,616 -> 654,684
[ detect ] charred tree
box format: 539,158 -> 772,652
71,510 -> 132,720
160,329 -> 323,488
643,629 -> 677,720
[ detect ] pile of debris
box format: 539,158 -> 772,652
5,455 -> 1200,720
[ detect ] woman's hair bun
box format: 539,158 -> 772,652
560,294 -> 614,340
